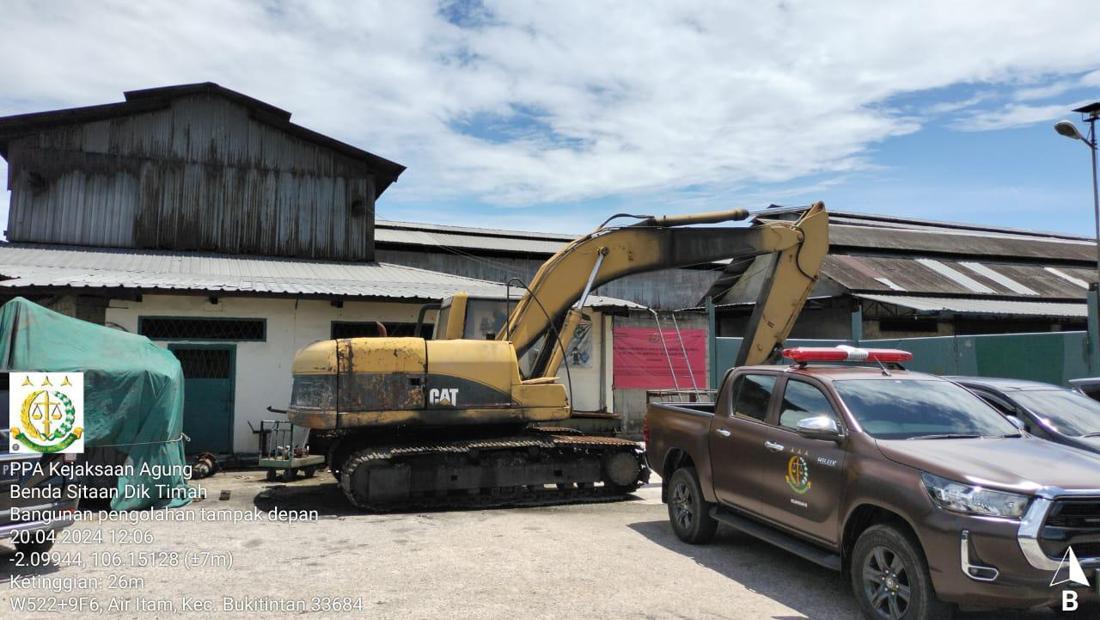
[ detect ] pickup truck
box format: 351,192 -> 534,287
646,348 -> 1100,619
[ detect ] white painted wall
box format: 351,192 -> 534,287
106,295 -> 424,453
105,295 -> 615,453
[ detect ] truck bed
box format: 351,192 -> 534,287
645,401 -> 716,488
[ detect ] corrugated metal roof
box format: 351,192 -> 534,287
854,294 -> 1087,318
0,243 -> 641,309
377,219 -> 575,242
823,255 -> 1095,299
375,226 -> 567,255
759,208 -> 1095,261
375,219 -> 578,255
760,207 -> 1092,242
829,224 -> 1095,261
826,211 -> 1090,241
914,258 -> 996,294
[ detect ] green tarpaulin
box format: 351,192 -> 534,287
0,297 -> 191,510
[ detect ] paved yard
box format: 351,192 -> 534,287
1,472 -> 1058,619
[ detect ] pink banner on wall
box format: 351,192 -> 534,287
613,327 -> 707,389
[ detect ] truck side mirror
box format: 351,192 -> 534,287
796,415 -> 843,442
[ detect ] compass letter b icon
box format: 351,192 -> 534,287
1051,547 -> 1090,612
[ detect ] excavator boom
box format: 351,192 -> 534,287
503,202 -> 828,376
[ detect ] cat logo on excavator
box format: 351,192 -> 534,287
428,388 -> 459,406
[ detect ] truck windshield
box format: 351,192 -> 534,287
833,379 -> 1019,440
1010,389 -> 1100,437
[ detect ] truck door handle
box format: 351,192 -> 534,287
764,441 -> 785,452
715,428 -> 731,438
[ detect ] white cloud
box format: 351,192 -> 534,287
953,103 -> 1072,132
925,94 -> 993,115
1,0 -> 1100,215
1013,80 -> 1077,101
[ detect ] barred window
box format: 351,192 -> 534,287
330,321 -> 430,339
140,317 -> 265,341
172,348 -> 232,378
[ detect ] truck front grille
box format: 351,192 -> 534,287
1039,499 -> 1100,559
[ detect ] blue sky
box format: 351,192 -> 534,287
2,1 -> 1100,237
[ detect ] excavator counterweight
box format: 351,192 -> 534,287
288,203 -> 829,511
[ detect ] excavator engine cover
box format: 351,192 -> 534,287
288,337 -> 570,430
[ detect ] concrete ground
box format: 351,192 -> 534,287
1,472 -> 1059,619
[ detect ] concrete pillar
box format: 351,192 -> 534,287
706,296 -> 717,388
850,303 -> 863,345
1088,285 -> 1100,374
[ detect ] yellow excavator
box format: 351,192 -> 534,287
287,202 -> 828,510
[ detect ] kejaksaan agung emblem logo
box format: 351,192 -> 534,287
785,455 -> 812,494
9,372 -> 84,453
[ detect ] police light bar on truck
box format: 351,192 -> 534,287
781,345 -> 913,363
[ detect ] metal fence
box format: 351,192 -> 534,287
712,331 -> 1093,388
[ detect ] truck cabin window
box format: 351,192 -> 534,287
779,381 -> 837,430
731,374 -> 776,421
832,379 -> 1019,440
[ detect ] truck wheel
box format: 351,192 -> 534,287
851,525 -> 954,620
667,467 -> 717,544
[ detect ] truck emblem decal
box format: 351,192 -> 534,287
785,455 -> 812,494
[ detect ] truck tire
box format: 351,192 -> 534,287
667,467 -> 717,544
851,524 -> 954,620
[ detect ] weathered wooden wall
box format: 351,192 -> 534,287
5,94 -> 377,260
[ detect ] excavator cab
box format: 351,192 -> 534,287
419,292 -> 574,381
416,294 -> 464,340
418,293 -> 510,341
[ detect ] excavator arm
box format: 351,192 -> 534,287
502,202 -> 829,377
733,204 -> 828,366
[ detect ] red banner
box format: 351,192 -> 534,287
613,327 -> 707,389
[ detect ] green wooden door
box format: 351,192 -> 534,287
169,345 -> 235,454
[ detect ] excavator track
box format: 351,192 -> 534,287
338,431 -> 649,512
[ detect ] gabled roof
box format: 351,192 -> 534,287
0,82 -> 406,195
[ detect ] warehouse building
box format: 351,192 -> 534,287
0,83 -> 636,453
711,208 -> 1096,339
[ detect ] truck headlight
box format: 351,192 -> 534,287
920,473 -> 1030,519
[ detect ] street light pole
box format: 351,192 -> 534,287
1088,114 -> 1100,285
1055,102 -> 1100,285
1056,103 -> 1100,374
